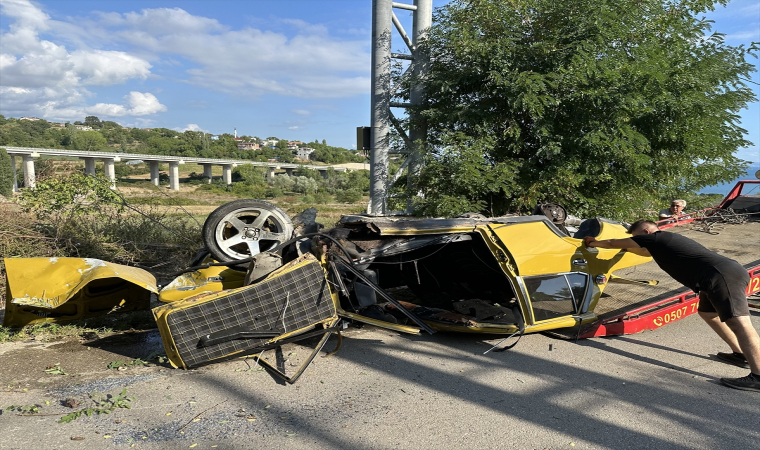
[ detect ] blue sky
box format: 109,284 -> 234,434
0,0 -> 758,163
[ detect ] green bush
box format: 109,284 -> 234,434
314,191 -> 332,204
293,176 -> 319,194
229,182 -> 267,199
234,164 -> 267,186
272,174 -> 295,192
266,187 -> 283,198
0,148 -> 12,197
114,164 -> 132,178
335,188 -> 362,203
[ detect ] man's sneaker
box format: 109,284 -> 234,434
721,373 -> 760,393
716,352 -> 750,369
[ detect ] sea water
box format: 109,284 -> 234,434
698,165 -> 760,195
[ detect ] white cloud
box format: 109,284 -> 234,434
85,102 -> 128,116
84,91 -> 166,117
175,123 -> 208,132
0,0 -> 159,120
124,91 -> 166,115
100,7 -> 226,35
0,1 -> 369,120
69,50 -> 151,85
292,109 -> 310,116
92,7 -> 370,98
288,126 -> 301,130
724,29 -> 760,42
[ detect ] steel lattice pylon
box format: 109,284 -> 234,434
368,0 -> 432,215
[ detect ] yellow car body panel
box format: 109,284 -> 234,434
158,259 -> 246,303
3,257 -> 157,327
488,222 -> 580,276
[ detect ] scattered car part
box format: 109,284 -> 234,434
533,202 -> 567,225
158,255 -> 247,303
153,253 -> 338,370
3,258 -> 157,327
245,252 -> 284,285
202,199 -> 294,263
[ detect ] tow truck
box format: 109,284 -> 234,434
572,180 -> 760,339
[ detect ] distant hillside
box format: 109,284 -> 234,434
0,115 -> 365,165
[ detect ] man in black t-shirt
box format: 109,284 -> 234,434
585,219 -> 760,393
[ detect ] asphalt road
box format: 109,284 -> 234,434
1,311 -> 759,450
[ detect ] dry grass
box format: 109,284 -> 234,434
0,202 -> 67,310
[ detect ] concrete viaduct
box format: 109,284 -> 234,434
2,146 -> 348,192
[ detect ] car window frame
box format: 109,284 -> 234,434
519,271 -> 590,324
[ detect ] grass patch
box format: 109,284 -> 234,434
0,323 -> 113,343
0,308 -> 157,343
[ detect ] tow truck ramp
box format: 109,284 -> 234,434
569,180 -> 760,339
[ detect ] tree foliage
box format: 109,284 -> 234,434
406,0 -> 757,219
0,148 -> 13,197
307,140 -> 365,164
72,130 -> 107,151
84,116 -> 102,128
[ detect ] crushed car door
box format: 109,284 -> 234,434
486,220 -> 585,328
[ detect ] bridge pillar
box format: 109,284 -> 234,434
11,154 -> 18,193
149,161 -> 160,186
222,164 -> 233,185
103,159 -> 116,189
284,168 -> 294,176
169,162 -> 180,191
202,164 -> 213,183
22,155 -> 36,189
268,166 -> 276,180
83,157 -> 96,175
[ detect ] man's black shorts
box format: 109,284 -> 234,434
697,261 -> 750,321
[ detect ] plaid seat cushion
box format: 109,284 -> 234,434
164,260 -> 335,367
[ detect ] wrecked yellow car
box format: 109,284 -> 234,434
2,199 -> 651,376
151,200 -> 651,371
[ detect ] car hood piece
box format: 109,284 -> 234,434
3,257 -> 157,327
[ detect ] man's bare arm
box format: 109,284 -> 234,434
587,238 -> 652,256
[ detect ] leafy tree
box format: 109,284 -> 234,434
293,176 -> 319,194
0,148 -> 13,197
272,174 -> 295,192
307,140 -> 365,164
84,116 -> 102,128
72,131 -> 107,151
407,0 -> 757,220
19,173 -> 122,215
276,139 -> 290,151
233,164 -> 267,186
101,120 -> 122,129
346,169 -> 370,193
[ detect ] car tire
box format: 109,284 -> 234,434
202,199 -> 294,264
